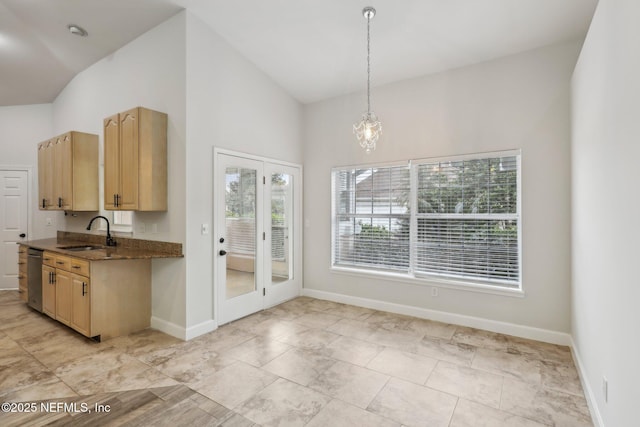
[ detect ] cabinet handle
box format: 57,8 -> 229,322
56,261 -> 64,265
116,194 -> 120,207
48,271 -> 52,284
52,272 -> 56,284
18,262 -> 25,265
82,282 -> 87,296
72,265 -> 80,269
58,197 -> 62,208
42,198 -> 46,209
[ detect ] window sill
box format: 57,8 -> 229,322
330,266 -> 525,298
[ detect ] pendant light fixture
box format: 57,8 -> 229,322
353,6 -> 381,154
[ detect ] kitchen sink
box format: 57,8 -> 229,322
58,245 -> 105,251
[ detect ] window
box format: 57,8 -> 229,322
97,211 -> 133,233
331,151 -> 521,290
333,165 -> 411,271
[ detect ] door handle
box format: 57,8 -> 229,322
219,250 -> 227,256
19,233 -> 26,238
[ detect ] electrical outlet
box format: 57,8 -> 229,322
137,222 -> 146,234
46,218 -> 52,226
151,223 -> 158,234
201,223 -> 209,235
602,377 -> 608,403
431,287 -> 439,297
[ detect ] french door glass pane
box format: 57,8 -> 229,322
225,167 -> 256,299
271,172 -> 292,282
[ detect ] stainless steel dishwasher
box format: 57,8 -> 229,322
27,248 -> 43,312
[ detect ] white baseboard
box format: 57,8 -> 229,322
185,319 -> 217,341
301,288 -> 571,346
570,337 -> 604,427
150,316 -> 217,341
150,316 -> 186,340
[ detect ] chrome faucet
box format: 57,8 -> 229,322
86,216 -> 117,247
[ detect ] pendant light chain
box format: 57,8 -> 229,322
367,14 -> 371,114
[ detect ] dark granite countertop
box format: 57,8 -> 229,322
20,232 -> 183,261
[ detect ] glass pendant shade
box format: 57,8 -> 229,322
353,111 -> 382,153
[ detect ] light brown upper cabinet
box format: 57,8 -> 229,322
104,107 -> 167,211
37,132 -> 99,211
37,139 -> 54,210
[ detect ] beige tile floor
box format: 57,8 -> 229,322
0,290 -> 592,426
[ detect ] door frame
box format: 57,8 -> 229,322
212,148 -> 303,324
0,165 -> 33,289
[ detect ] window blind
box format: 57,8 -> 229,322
331,153 -> 521,289
333,165 -> 411,271
414,156 -> 519,285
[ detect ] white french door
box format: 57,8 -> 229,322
0,169 -> 29,289
215,150 -> 302,325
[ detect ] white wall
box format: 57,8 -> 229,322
0,104 -> 55,240
0,11 -> 301,338
184,13 -> 302,333
51,13 -> 188,331
571,1 -> 640,425
303,41 -> 581,335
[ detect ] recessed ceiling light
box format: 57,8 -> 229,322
67,24 -> 88,37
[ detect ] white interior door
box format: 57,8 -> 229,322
215,150 -> 302,325
0,170 -> 29,289
216,154 -> 264,324
264,163 -> 301,308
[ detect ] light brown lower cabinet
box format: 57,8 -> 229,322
41,251 -> 150,341
71,273 -> 90,337
42,264 -> 56,318
54,269 -> 72,326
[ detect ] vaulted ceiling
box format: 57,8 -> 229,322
0,0 -> 598,106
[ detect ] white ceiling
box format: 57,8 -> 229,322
0,0 -> 598,106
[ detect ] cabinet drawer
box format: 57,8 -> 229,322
53,255 -> 71,270
68,258 -> 89,276
43,252 -> 56,267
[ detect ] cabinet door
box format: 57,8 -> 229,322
71,274 -> 90,337
104,114 -> 120,210
119,108 -> 139,210
55,133 -> 73,210
38,140 -> 55,210
42,265 -> 56,318
55,270 -> 72,326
